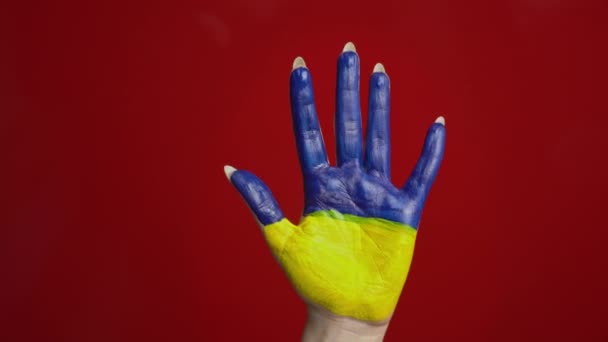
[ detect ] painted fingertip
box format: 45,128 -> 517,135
435,116 -> 446,126
292,56 -> 306,70
373,63 -> 385,73
343,42 -> 356,53
224,165 -> 237,181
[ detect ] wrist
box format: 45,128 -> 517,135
302,303 -> 390,342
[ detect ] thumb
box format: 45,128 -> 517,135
224,165 -> 286,226
224,165 -> 295,252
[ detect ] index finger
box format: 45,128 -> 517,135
290,57 -> 329,173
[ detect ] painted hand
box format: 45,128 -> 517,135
225,42 -> 446,322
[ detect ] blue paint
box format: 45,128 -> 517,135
402,123 -> 446,209
230,170 -> 285,226
290,67 -> 328,172
230,50 -> 446,230
303,122 -> 445,229
365,71 -> 391,179
335,51 -> 362,166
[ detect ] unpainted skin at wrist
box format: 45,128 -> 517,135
302,303 -> 391,342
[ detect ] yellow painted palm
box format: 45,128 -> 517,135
226,43 -> 446,322
264,211 -> 416,321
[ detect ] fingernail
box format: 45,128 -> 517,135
373,63 -> 385,73
343,42 -> 356,52
224,165 -> 237,181
292,56 -> 306,70
435,116 -> 446,126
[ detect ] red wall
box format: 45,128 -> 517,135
2,0 -> 608,340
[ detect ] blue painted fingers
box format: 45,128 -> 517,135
229,43 -> 446,231
290,59 -> 329,173
336,43 -> 363,166
365,65 -> 391,179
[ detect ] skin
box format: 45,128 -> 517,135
225,42 -> 446,341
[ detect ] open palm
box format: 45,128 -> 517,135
226,42 -> 446,322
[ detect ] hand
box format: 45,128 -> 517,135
225,42 -> 446,331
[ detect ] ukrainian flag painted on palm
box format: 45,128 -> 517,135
226,43 -> 446,322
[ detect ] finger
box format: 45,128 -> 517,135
402,117 -> 446,202
290,57 -> 328,173
335,42 -> 363,166
364,63 -> 391,179
224,165 -> 285,226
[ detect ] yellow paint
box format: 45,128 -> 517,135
264,210 -> 417,322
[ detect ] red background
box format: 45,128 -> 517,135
2,0 -> 608,340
